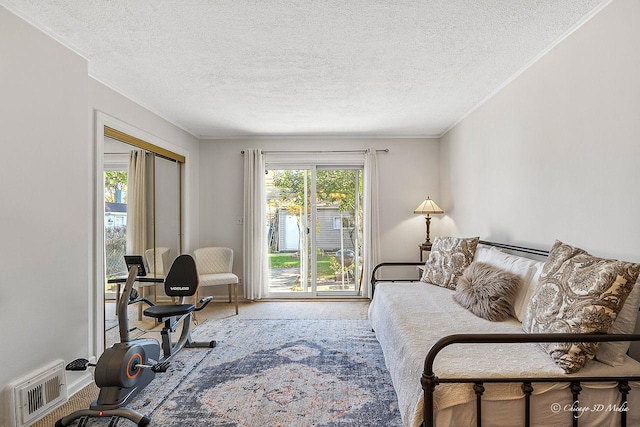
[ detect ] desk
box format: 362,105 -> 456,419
107,276 -> 164,320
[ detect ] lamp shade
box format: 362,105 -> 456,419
413,197 -> 444,215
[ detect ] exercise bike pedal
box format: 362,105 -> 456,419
65,358 -> 89,371
152,361 -> 170,373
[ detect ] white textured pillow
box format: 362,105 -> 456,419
472,246 -> 541,321
516,262 -> 544,322
473,244 -> 495,263
595,279 -> 640,366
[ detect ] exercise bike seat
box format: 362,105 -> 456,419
142,254 -> 212,320
144,303 -> 195,318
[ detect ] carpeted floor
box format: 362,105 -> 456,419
38,300 -> 401,426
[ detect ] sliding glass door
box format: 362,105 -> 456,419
315,168 -> 362,294
266,169 -> 311,293
266,165 -> 362,297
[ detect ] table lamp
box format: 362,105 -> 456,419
413,197 -> 444,245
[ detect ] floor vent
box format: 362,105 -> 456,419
7,360 -> 68,427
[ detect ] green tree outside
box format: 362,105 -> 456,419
104,171 -> 128,203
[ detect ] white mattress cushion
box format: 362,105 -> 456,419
368,281 -> 640,427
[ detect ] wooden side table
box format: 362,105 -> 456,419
419,243 -> 432,262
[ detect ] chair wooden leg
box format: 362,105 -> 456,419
115,284 -> 121,316
193,289 -> 199,323
228,284 -> 232,303
234,283 -> 239,315
137,284 -> 143,321
152,284 -> 159,324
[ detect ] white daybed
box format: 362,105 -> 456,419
368,240 -> 640,427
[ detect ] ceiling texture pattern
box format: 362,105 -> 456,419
2,0 -> 608,138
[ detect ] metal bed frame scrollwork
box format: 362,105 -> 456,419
370,241 -> 640,427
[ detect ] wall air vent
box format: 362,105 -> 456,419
7,360 -> 68,427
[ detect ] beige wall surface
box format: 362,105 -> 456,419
440,0 -> 640,261
197,138 -> 440,290
89,79 -> 202,253
0,5 -> 90,420
0,6 -> 203,421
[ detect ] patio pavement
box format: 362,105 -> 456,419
269,267 -> 357,293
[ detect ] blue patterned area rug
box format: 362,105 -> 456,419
74,318 -> 402,426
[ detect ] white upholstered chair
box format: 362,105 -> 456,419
193,247 -> 239,315
141,247 -> 170,310
144,247 -> 170,277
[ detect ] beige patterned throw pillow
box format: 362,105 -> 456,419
522,240 -> 640,374
421,236 -> 479,289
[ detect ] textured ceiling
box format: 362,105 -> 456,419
2,0 -> 608,138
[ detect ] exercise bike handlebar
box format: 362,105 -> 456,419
195,296 -> 213,311
118,264 -> 140,343
129,297 -> 155,307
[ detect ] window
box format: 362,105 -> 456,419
333,216 -> 355,230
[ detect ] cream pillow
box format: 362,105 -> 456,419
522,240 -> 640,374
421,236 -> 479,289
472,244 -> 495,263
519,262 -> 544,321
595,278 -> 640,366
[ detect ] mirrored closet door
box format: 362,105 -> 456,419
102,127 -> 183,347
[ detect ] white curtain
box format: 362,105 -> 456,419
126,150 -> 147,255
243,149 -> 268,300
362,148 -> 380,298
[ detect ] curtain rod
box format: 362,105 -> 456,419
240,149 -> 389,154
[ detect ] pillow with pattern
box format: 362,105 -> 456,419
421,236 -> 479,289
453,262 -> 521,321
522,240 -> 640,374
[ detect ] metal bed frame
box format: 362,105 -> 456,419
370,241 -> 640,427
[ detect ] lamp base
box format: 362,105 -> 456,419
424,215 -> 433,246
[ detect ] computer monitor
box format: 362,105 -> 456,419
124,255 -> 147,277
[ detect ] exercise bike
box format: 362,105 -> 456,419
57,254 -> 216,427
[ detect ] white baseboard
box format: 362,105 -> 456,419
65,371 -> 93,397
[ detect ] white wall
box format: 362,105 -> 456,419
88,72 -> 202,359
198,138 -> 440,292
440,0 -> 640,262
0,5 -> 90,420
0,6 -> 203,421
89,79 -> 202,253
